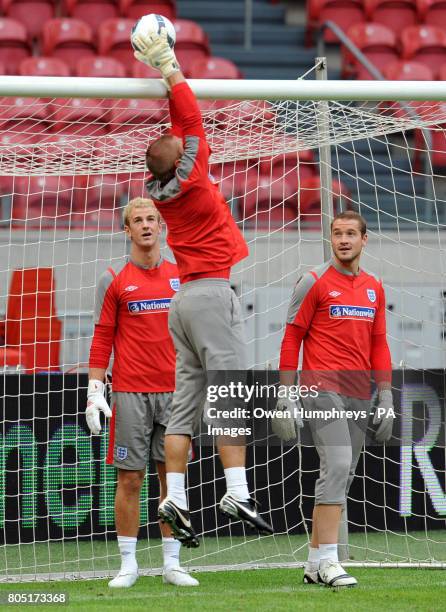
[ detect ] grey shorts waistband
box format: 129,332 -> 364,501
179,278 -> 231,289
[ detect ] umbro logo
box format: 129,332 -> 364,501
125,285 -> 138,292
329,291 -> 341,297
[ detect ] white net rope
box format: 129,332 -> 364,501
0,94 -> 445,581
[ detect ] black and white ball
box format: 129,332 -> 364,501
131,14 -> 176,52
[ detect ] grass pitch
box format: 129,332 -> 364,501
0,567 -> 444,611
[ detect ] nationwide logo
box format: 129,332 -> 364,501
125,285 -> 138,292
329,304 -> 376,321
127,298 -> 171,314
329,290 -> 341,297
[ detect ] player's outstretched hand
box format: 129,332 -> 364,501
85,379 -> 112,435
271,397 -> 303,442
373,389 -> 394,443
133,28 -> 180,79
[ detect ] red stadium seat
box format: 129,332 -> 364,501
306,0 -> 365,45
41,18 -> 95,75
343,23 -> 398,79
383,59 -> 434,79
19,56 -> 70,76
11,175 -> 75,229
298,177 -> 351,228
76,56 -> 126,77
63,0 -> 119,34
188,57 -> 242,79
3,0 -> 55,41
74,174 -> 124,211
98,18 -> 136,74
172,19 -> 210,76
418,0 -> 446,30
119,0 -> 176,21
364,0 -> 418,37
0,18 -> 30,74
400,25 -> 446,78
108,98 -> 168,133
413,102 -> 446,168
122,172 -> 149,201
259,150 -> 316,183
131,61 -> 163,79
240,173 -> 297,230
438,62 -> 446,79
52,98 -> 108,136
209,162 -> 258,205
0,96 -> 49,135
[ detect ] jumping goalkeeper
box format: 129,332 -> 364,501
132,27 -> 273,546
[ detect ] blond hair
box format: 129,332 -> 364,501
122,197 -> 161,227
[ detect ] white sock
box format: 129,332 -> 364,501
319,543 -> 338,564
224,467 -> 250,501
166,472 -> 188,509
117,536 -> 137,573
162,537 -> 181,570
305,546 -> 320,572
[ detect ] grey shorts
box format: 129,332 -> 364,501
303,391 -> 370,505
166,279 -> 246,437
107,392 -> 172,470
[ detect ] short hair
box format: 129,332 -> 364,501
146,135 -> 181,182
331,210 -> 367,236
122,197 -> 161,227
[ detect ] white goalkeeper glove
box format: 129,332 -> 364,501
373,389 -> 395,443
133,28 -> 180,79
85,379 -> 112,435
271,397 -> 304,442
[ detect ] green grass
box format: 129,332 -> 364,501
1,532 -> 446,578
0,568 -> 444,611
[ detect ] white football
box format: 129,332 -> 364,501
131,14 -> 176,51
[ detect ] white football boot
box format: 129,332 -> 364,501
162,566 -> 199,587
318,560 -> 357,587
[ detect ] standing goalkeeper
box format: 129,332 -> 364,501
273,211 -> 394,588
86,198 -> 198,588
132,28 -> 273,546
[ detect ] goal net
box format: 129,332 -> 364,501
0,77 -> 445,581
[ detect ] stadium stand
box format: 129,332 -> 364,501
120,0 -> 177,21
41,18 -> 95,74
19,56 -> 70,76
0,17 -> 30,74
76,56 -> 127,78
364,0 -> 419,36
342,22 -> 398,79
2,0 -> 55,40
400,24 -> 446,77
64,0 -> 120,34
97,18 -> 135,74
306,0 -> 365,44
418,0 -> 446,29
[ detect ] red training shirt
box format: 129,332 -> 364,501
146,81 -> 248,283
89,257 -> 178,392
279,260 -> 391,398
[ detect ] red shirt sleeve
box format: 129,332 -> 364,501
372,282 -> 387,336
371,332 -> 392,385
169,81 -> 206,140
89,323 -> 114,369
279,323 -> 306,371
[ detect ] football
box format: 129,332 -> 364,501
131,14 -> 176,52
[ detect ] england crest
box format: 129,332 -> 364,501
367,289 -> 376,303
170,278 -> 180,291
116,446 -> 128,461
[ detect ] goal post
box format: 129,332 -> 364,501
0,75 -> 446,581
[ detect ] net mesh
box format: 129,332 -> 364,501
0,92 -> 445,581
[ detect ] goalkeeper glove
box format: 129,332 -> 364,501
133,29 -> 180,79
271,396 -> 304,442
85,379 -> 112,435
373,389 -> 394,443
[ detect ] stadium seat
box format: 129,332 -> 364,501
172,19 -> 210,76
74,174 -> 124,211
240,173 -> 298,230
0,96 -> 49,135
2,0 -> 55,41
122,172 -> 148,200
400,25 -> 446,78
383,59 -> 434,80
19,56 -> 70,76
418,0 -> 446,30
413,102 -> 446,168
76,56 -> 126,77
119,0 -> 176,21
108,98 -> 168,132
0,18 -> 30,74
306,0 -> 365,45
52,98 -> 108,136
41,18 -> 95,75
343,23 -> 398,79
10,175 -> 75,230
3,267 -> 62,372
98,18 -> 137,74
131,61 -> 163,79
298,177 -> 351,228
63,0 -> 119,34
188,57 -> 242,79
364,0 -> 419,37
259,150 -> 316,183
